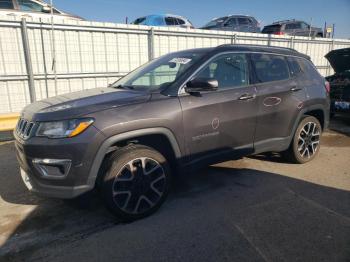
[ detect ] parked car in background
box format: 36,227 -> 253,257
325,48 -> 350,117
132,14 -> 194,28
262,20 -> 323,37
201,15 -> 260,33
0,0 -> 83,20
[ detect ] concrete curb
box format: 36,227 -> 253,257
0,113 -> 19,131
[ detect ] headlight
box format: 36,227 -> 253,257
36,118 -> 94,138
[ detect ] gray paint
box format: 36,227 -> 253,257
14,45 -> 330,198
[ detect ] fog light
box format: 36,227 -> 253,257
32,159 -> 71,179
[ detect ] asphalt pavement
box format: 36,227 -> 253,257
0,115 -> 349,262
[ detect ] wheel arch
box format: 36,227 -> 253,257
86,128 -> 182,188
289,105 -> 327,141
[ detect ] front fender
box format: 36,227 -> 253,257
85,127 -> 182,188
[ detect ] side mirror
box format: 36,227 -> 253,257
185,77 -> 218,93
42,6 -> 51,13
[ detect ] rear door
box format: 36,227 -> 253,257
251,53 -> 306,152
237,17 -> 253,32
222,17 -> 238,31
179,52 -> 257,163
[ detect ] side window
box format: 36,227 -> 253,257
0,0 -> 14,9
285,23 -> 296,30
165,17 -> 178,26
177,18 -> 185,25
196,53 -> 249,89
286,57 -> 302,77
237,17 -> 250,25
300,22 -> 309,29
225,18 -> 237,26
18,0 -> 44,12
251,54 -> 290,83
294,22 -> 302,29
298,59 -> 321,80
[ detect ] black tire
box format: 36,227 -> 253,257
100,144 -> 171,221
284,116 -> 322,164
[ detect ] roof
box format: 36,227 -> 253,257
271,19 -> 304,25
172,44 -> 309,60
214,44 -> 309,59
144,14 -> 188,19
211,14 -> 256,20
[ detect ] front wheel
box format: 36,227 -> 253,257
284,116 -> 322,164
101,145 -> 171,221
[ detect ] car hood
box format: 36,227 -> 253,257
325,48 -> 350,74
22,87 -> 151,121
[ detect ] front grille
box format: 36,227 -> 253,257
16,118 -> 35,139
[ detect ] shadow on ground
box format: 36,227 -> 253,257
0,141 -> 349,262
329,113 -> 350,136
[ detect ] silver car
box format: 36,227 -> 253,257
201,15 -> 261,33
0,0 -> 83,20
262,20 -> 323,37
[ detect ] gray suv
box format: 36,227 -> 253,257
262,20 -> 323,37
201,15 -> 260,33
14,45 -> 330,220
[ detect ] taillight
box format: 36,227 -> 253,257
274,31 -> 284,35
325,81 -> 330,93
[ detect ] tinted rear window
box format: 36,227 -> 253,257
133,17 -> 146,25
252,54 -> 290,83
0,0 -> 14,9
262,25 -> 281,33
177,18 -> 185,25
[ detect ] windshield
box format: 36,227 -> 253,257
203,17 -> 227,28
111,51 -> 206,91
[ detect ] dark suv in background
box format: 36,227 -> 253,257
15,45 -> 330,220
325,48 -> 350,117
201,15 -> 260,33
262,20 -> 323,37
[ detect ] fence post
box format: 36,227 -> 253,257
39,18 -> 49,98
148,27 -> 155,61
20,18 -> 36,103
290,36 -> 295,49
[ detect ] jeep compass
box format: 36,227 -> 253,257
14,44 -> 330,220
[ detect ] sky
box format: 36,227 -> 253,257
56,0 -> 350,39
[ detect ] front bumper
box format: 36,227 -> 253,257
14,125 -> 106,199
20,168 -> 92,198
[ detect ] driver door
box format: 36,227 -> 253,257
179,53 -> 258,164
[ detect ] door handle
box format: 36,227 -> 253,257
239,93 -> 255,100
290,86 -> 302,92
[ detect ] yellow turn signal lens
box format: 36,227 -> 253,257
68,120 -> 94,137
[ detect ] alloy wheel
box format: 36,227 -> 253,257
297,121 -> 320,159
112,157 -> 166,215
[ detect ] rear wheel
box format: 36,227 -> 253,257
101,145 -> 171,221
284,116 -> 322,164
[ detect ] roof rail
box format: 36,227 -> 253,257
272,19 -> 296,24
215,44 -> 298,53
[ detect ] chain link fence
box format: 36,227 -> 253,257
0,15 -> 350,113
